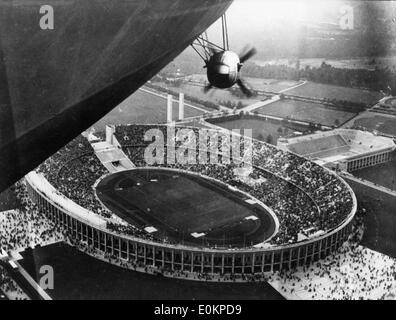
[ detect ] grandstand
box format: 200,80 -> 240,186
278,129 -> 396,172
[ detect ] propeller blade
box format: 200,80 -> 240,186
239,45 -> 250,58
236,79 -> 253,98
239,47 -> 257,63
203,84 -> 213,94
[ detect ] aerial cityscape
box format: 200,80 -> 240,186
0,0 -> 395,303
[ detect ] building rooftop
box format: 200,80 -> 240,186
278,129 -> 396,166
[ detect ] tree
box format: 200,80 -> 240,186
277,127 -> 283,134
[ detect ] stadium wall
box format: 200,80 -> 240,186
346,150 -> 393,172
25,170 -> 356,279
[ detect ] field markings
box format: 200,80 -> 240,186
278,80 -> 307,93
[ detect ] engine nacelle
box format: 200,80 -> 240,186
206,51 -> 240,89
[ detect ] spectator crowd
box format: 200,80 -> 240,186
115,124 -> 354,246
0,181 -> 64,300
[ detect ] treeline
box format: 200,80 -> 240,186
218,100 -> 245,110
279,94 -> 368,112
150,75 -> 184,87
244,61 -> 396,93
228,87 -> 258,99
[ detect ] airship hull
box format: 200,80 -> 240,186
0,0 -> 233,192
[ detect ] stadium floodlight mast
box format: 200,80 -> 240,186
142,126 -> 253,167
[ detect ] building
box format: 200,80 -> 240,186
26,170 -> 355,277
278,129 -> 396,172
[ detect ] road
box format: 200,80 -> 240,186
242,95 -> 281,112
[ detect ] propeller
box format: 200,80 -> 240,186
236,46 -> 257,97
239,46 -> 257,64
236,79 -> 253,98
201,43 -> 257,98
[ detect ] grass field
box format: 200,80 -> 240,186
288,135 -> 349,158
286,82 -> 382,105
96,169 -> 275,247
91,89 -> 207,131
345,178 -> 396,259
244,77 -> 302,93
156,81 -> 262,106
351,115 -> 396,137
187,74 -> 302,93
20,243 -> 284,300
256,100 -> 357,126
353,161 -> 396,191
212,117 -> 304,145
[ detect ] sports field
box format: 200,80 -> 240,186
96,169 -> 276,247
157,82 -> 262,106
353,160 -> 396,191
91,89 -> 208,131
286,82 -> 382,105
256,100 -> 357,127
244,78 -> 302,93
351,115 -> 396,137
187,74 -> 302,93
287,134 -> 349,159
211,117 -> 305,145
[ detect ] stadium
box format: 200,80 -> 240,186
278,129 -> 396,172
24,124 -> 357,280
